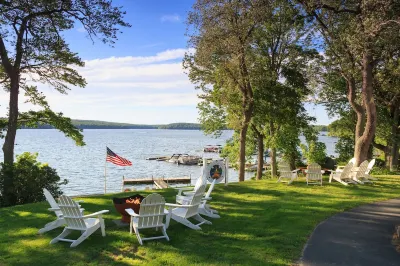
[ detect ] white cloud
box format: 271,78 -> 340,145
160,14 -> 180,23
0,48 -> 200,124
76,26 -> 86,33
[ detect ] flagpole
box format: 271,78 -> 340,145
104,147 -> 107,194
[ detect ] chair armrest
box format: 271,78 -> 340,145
203,197 -> 212,201
165,203 -> 193,208
292,169 -> 300,173
48,207 -> 60,211
83,210 -> 109,218
174,187 -> 194,191
74,200 -> 84,203
125,208 -> 139,217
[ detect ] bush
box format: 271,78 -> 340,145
0,152 -> 67,207
300,141 -> 327,165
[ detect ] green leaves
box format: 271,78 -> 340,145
18,110 -> 85,146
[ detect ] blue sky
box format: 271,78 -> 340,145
0,0 -> 333,125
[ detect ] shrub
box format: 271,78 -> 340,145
300,141 -> 327,165
0,152 -> 67,207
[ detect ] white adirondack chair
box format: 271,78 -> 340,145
166,184 -> 211,230
306,163 -> 323,186
352,160 -> 372,184
176,174 -> 206,199
277,162 -> 298,184
38,188 -> 84,234
365,159 -> 377,180
50,195 -> 109,247
336,158 -> 356,172
176,178 -> 219,218
329,162 -> 356,185
125,193 -> 171,245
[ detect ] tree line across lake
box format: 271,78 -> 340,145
20,120 -> 329,131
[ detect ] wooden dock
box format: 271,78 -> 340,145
122,176 -> 191,186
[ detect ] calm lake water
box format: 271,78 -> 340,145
0,129 -> 337,196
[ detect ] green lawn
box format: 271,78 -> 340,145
1,175 -> 400,266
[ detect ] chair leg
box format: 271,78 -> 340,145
70,231 -> 89,248
162,225 -> 169,241
172,214 -> 201,230
39,219 -> 65,234
133,226 -> 143,245
193,214 -> 212,225
199,206 -> 220,218
99,217 -> 106,237
50,228 -> 72,244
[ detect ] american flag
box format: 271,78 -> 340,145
106,147 -> 132,166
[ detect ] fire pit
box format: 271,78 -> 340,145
112,194 -> 144,223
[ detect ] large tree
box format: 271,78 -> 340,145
0,0 -> 130,164
185,0 -> 268,181
300,0 -> 400,166
0,0 -> 129,205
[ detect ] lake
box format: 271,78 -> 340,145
0,129 -> 337,196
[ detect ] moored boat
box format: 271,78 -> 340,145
203,145 -> 222,153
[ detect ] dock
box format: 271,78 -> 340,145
122,176 -> 191,186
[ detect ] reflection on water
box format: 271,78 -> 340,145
0,129 -> 336,195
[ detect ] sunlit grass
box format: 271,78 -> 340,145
1,175 -> 400,265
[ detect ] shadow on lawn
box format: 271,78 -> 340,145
1,177 -> 400,265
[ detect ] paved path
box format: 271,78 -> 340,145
300,198 -> 400,266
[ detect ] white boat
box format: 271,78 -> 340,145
203,145 -> 222,153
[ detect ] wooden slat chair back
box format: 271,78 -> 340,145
166,184 -> 212,230
39,189 -> 84,234
366,159 -> 376,174
50,195 -> 108,247
329,162 -> 355,185
184,184 -> 206,218
126,193 -> 170,245
43,188 -> 62,218
306,163 -> 322,185
277,161 -> 298,184
352,160 -> 371,184
364,159 -> 377,181
58,195 -> 87,230
138,194 -> 167,228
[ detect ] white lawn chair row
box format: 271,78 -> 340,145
277,162 -> 323,186
39,173 -> 218,247
329,159 -> 376,185
277,158 -> 376,186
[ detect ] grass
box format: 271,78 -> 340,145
1,175 -> 400,266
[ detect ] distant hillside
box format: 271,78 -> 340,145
21,119 -> 202,130
313,125 -> 328,132
71,120 -> 157,129
158,123 -> 201,130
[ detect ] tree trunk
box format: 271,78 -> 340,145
3,78 -> 19,164
238,122 -> 249,182
1,75 -> 19,206
354,51 -> 377,166
390,107 -> 399,171
269,122 -> 277,177
256,133 -> 264,180
270,148 -> 277,177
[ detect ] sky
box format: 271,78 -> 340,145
0,0 -> 333,125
